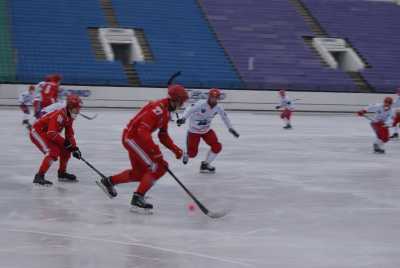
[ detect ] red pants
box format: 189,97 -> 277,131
280,109 -> 292,120
19,104 -> 30,114
392,113 -> 400,127
110,131 -> 166,195
371,122 -> 389,143
186,129 -> 222,158
29,129 -> 71,174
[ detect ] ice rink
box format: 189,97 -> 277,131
1,107 -> 400,268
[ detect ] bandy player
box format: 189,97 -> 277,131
390,88 -> 400,139
96,85 -> 188,212
275,89 -> 294,129
357,97 -> 394,154
177,88 -> 239,173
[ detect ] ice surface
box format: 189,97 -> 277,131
1,107 -> 400,268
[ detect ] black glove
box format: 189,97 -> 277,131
71,147 -> 82,159
64,139 -> 73,151
229,128 -> 240,138
275,105 -> 280,110
176,118 -> 186,127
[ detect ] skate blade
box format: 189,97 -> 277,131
95,180 -> 115,199
33,183 -> 53,187
58,179 -> 79,183
200,170 -> 215,174
130,206 -> 153,215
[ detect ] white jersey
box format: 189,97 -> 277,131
41,101 -> 66,115
182,100 -> 233,134
366,103 -> 393,124
279,96 -> 294,110
393,96 -> 400,109
18,90 -> 35,105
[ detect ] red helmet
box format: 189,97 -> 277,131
45,74 -> 62,83
168,84 -> 188,104
384,96 -> 393,106
66,94 -> 82,110
208,88 -> 221,99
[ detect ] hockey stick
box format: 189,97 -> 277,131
167,71 -> 181,86
79,112 -> 98,120
166,168 -> 228,219
363,114 -> 374,121
80,156 -> 107,180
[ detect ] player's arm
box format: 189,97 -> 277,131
158,126 -> 183,159
177,102 -> 199,126
218,107 -> 239,138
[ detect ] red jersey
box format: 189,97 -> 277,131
33,108 -> 76,147
125,98 -> 177,159
35,81 -> 60,108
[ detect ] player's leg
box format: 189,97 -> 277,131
200,129 -> 222,173
19,104 -> 31,129
30,130 -> 54,185
183,132 -> 201,164
57,147 -> 77,182
282,109 -> 292,129
371,123 -> 387,153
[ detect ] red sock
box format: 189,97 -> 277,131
38,155 -> 54,175
111,169 -> 137,185
136,173 -> 155,195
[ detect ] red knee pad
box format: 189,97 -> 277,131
211,142 -> 222,154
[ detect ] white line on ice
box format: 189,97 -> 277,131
3,227 -> 253,267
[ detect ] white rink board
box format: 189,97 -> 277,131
0,83 -> 397,111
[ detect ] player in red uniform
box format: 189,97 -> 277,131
33,74 -> 62,118
29,95 -> 82,185
96,85 -> 188,211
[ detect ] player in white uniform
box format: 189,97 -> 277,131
176,88 -> 239,173
357,97 -> 394,154
275,89 -> 294,129
17,85 -> 35,129
389,88 -> 400,139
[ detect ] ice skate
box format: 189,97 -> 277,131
96,176 -> 117,198
390,133 -> 399,139
182,153 -> 189,164
33,173 -> 53,186
130,192 -> 153,214
58,171 -> 79,183
283,123 -> 292,129
200,161 -> 216,173
22,119 -> 31,130
373,143 -> 385,154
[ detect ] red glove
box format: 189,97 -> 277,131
357,110 -> 366,116
172,146 -> 183,159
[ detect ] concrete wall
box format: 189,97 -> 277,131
0,83 -> 395,112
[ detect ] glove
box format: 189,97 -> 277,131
176,118 -> 186,127
275,106 -> 280,110
64,139 -> 73,151
357,110 -> 367,116
173,146 -> 183,159
229,128 -> 240,138
71,147 -> 82,159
